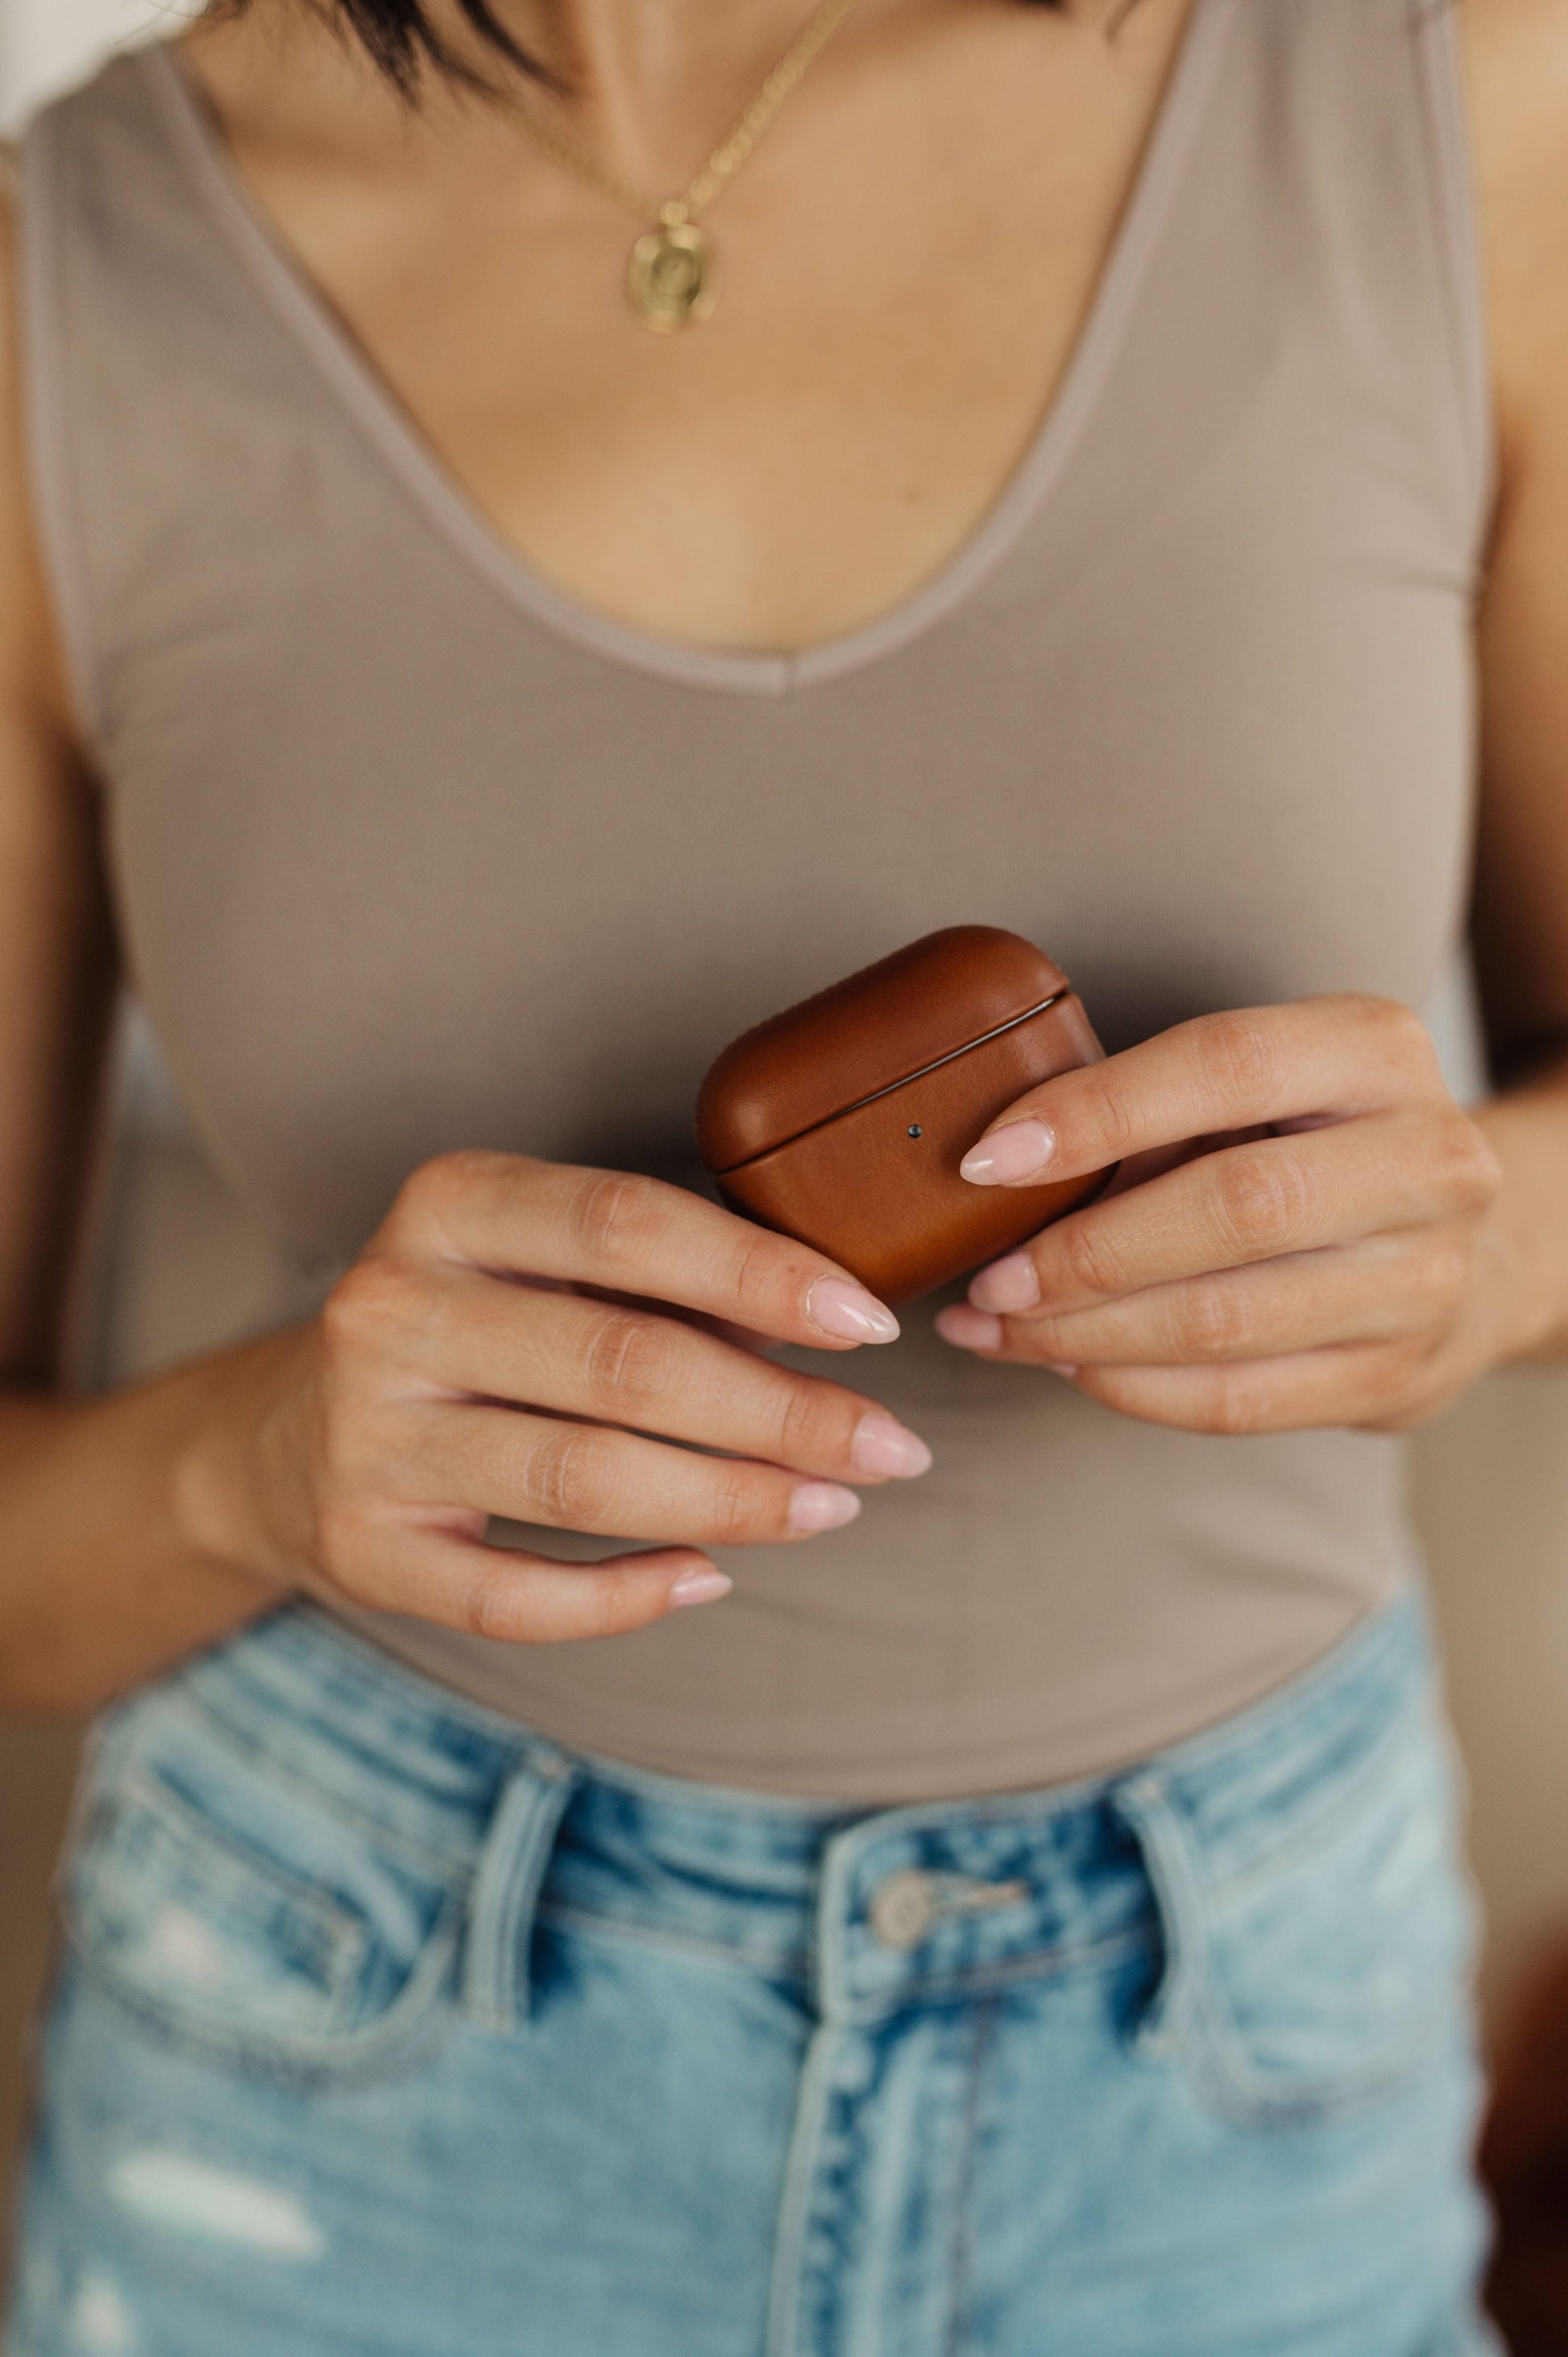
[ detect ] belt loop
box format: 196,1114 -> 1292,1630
1112,1771 -> 1208,2060
463,1747 -> 579,2033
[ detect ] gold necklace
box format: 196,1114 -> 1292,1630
510,0 -> 861,333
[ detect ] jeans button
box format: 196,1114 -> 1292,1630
869,1869 -> 938,1950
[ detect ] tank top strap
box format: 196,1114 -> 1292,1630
17,47 -> 349,757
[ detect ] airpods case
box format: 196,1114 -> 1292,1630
695,925 -> 1113,1305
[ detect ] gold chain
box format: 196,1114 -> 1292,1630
510,0 -> 861,231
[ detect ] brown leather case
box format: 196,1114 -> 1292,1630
695,926 -> 1113,1304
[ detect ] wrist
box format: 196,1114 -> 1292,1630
1470,1089 -> 1568,1367
167,1325 -> 317,1597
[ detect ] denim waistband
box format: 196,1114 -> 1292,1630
123,1581 -> 1436,2032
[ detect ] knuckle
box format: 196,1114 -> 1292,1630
1421,1239 -> 1471,1318
456,1560 -> 641,1645
320,1256 -> 411,1361
1338,994 -> 1439,1087
1176,1277 -> 1251,1359
729,1229 -> 806,1330
1367,994 -> 1433,1061
1056,1215 -> 1129,1299
525,1425 -> 615,1530
390,1149 -> 498,1234
582,1309 -> 675,1412
1439,1115 -> 1504,1210
457,1564 -> 529,1644
583,1566 -> 640,1638
1201,1369 -> 1272,1436
1209,1147 -> 1311,1255
1199,1011 -> 1284,1118
568,1170 -> 665,1272
1073,1064 -> 1142,1160
704,1456 -> 767,1546
772,1378 -> 835,1469
1014,1313 -> 1071,1362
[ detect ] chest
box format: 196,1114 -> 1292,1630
197,2 -> 1193,651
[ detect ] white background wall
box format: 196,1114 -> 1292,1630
1,0 -> 193,131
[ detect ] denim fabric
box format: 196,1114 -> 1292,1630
6,1588 -> 1497,2357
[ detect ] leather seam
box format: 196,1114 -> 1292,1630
712,991 -> 1069,1172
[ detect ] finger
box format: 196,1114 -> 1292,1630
966,1109 -> 1495,1317
329,1525 -> 734,1644
400,1401 -> 868,1546
665,1309 -> 785,1357
1056,1342 -> 1432,1436
378,1153 -> 901,1352
957,997 -> 1449,1190
371,1270 -> 932,1482
550,1287 -> 777,1353
956,1231 -> 1458,1367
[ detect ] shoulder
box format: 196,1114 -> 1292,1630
1458,0 -> 1568,110
0,165 -> 35,693
1458,0 -> 1568,471
1460,0 -> 1568,253
0,163 -> 85,747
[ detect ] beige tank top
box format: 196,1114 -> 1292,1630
18,0 -> 1489,1798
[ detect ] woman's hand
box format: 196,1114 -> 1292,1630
181,1152 -> 931,1645
935,995 -> 1523,1434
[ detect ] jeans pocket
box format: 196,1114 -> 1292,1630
63,1685 -> 463,2086
1120,1701 -> 1479,2129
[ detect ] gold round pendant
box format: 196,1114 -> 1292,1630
627,221 -> 718,334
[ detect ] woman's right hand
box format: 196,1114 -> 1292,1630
180,1152 -> 931,1644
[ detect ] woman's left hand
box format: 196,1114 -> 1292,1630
935,995 -> 1520,1434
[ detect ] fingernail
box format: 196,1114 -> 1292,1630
935,1305 -> 1004,1352
960,1119 -> 1056,1186
969,1252 -> 1041,1313
807,1277 -> 900,1345
1047,1363 -> 1079,1379
851,1412 -> 933,1479
670,1566 -> 733,1609
789,1481 -> 864,1533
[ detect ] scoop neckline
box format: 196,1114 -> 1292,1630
143,0 -> 1234,700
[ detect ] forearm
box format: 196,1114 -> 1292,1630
1471,1056 -> 1568,1367
0,1330 -> 301,1715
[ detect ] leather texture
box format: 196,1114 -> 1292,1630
699,932 -> 1110,1302
695,927 -> 1071,1171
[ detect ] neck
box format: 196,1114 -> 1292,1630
189,0 -> 902,184
499,0 -> 870,189
185,0 -> 1115,199
534,0 -> 849,98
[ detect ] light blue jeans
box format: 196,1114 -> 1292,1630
7,1586 -> 1496,2356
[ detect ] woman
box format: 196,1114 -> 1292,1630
2,0 -> 1565,2342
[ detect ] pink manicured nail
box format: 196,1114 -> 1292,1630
935,1305 -> 1004,1353
969,1252 -> 1041,1313
670,1566 -> 733,1609
851,1413 -> 933,1479
960,1119 -> 1056,1186
807,1277 -> 900,1345
789,1481 -> 864,1533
